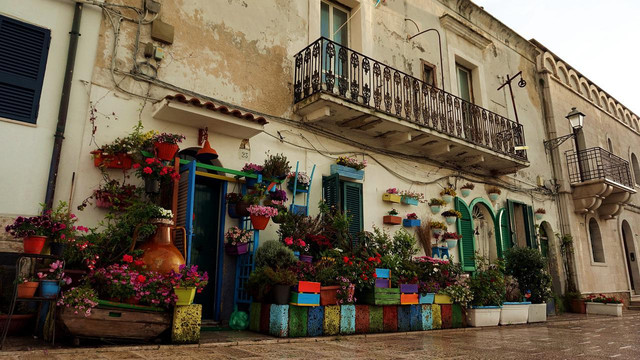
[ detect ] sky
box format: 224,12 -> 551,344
472,0 -> 640,115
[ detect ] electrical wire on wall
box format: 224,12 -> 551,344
84,0 -> 554,203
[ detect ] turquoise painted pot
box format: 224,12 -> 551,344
442,195 -> 453,204
445,216 -> 457,225
461,189 -> 471,197
489,193 -> 499,201
430,205 -> 441,214
40,280 -> 60,299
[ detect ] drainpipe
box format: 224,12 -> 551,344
539,70 -> 579,293
44,2 -> 83,209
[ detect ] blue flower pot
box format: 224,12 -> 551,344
401,196 -> 419,206
403,219 -> 421,227
330,164 -> 364,180
40,280 -> 60,299
461,189 -> 471,197
228,204 -> 240,219
430,205 -> 441,214
246,177 -> 259,189
489,193 -> 499,202
291,205 -> 307,215
445,216 -> 457,225
293,251 -> 300,260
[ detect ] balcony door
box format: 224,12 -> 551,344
456,64 -> 474,140
321,1 -> 350,90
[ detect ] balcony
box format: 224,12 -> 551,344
566,147 -> 636,219
293,37 -> 528,174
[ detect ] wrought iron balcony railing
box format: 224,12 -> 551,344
566,147 -> 633,188
293,37 -> 527,161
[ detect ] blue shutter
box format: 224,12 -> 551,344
322,174 -> 340,208
497,208 -> 511,257
455,197 -> 475,272
342,181 -> 363,243
0,15 -> 50,124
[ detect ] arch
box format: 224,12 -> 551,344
600,92 -> 609,112
470,198 -> 499,262
588,217 -> 605,263
557,63 -> 569,85
541,52 -> 557,76
608,99 -> 617,115
579,78 -> 590,97
469,197 -> 496,222
622,220 -> 640,292
568,70 -> 580,91
634,119 -> 639,132
631,153 -> 640,185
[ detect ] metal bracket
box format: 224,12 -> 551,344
543,133 -> 575,152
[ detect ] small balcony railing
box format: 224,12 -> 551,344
566,147 -> 633,188
293,37 -> 527,161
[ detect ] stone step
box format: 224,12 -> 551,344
627,305 -> 640,311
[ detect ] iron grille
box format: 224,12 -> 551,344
566,147 -> 633,188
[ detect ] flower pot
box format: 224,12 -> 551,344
500,302 -> 530,325
95,197 -> 114,209
461,189 -> 471,197
528,302 -> 547,323
23,235 -> 46,254
299,254 -> 313,263
432,228 -> 444,236
430,205 -> 441,214
403,219 -> 421,227
271,284 -> 291,305
145,177 -> 160,194
441,195 -> 453,204
535,213 -> 544,220
154,142 -> 179,161
419,293 -> 435,304
250,215 -> 270,230
467,306 -> 501,327
17,282 -> 39,298
586,302 -> 623,317
488,193 -> 500,202
399,283 -> 419,294
175,287 -> 196,305
225,242 -> 249,256
445,216 -> 457,225
446,239 -> 458,249
291,205 -> 307,215
569,299 -> 586,314
227,203 -> 240,218
401,196 -> 419,206
0,314 -> 35,336
320,285 -> 340,306
293,251 -> 300,260
91,151 -> 133,170
382,193 -> 401,203
383,215 -> 402,225
50,242 -> 66,257
330,164 -> 364,180
236,201 -> 251,217
434,294 -> 452,304
245,176 -> 259,189
40,280 -> 60,298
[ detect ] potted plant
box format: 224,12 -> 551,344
236,184 -> 266,217
442,209 -> 462,225
535,208 -> 546,220
585,294 -> 624,317
169,264 -> 209,306
5,213 -> 56,254
47,201 -> 80,257
56,286 -> 99,317
224,226 -> 253,255
90,127 -> 154,170
400,190 -> 424,206
331,156 -> 367,180
440,280 -> 473,306
565,292 -> 586,314
132,157 -> 180,193
271,205 -> 289,224
16,275 -> 39,298
262,153 -> 291,180
428,198 -> 446,214
467,257 -> 505,327
487,187 -> 502,201
314,261 -> 340,305
287,171 -> 311,191
442,232 -> 462,249
403,213 -> 421,227
429,220 -> 447,236
90,180 -> 138,210
500,275 -> 530,325
152,132 -> 185,161
247,205 -> 278,230
382,188 -> 401,203
284,236 -> 311,262
440,187 -> 456,204
460,183 -> 475,197
226,193 -> 242,218
267,267 -> 298,305
265,189 -> 288,207
418,279 -> 440,304
383,209 -> 402,225
37,260 -> 71,298
504,247 -> 552,322
242,163 -> 263,188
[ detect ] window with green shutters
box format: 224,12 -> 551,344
497,208 -> 512,256
0,15 -> 50,124
455,197 -> 476,272
322,174 -> 363,241
503,200 -> 538,251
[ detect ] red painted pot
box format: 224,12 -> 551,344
250,215 -> 270,230
23,235 -> 46,254
154,142 -> 179,161
320,285 -> 339,306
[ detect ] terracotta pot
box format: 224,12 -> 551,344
137,223 -> 186,274
250,215 -> 270,230
236,201 -> 251,217
23,235 -> 46,254
570,299 -> 586,314
320,285 -> 340,306
17,282 -> 39,298
271,284 -> 290,305
154,142 -> 179,161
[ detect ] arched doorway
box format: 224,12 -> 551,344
622,220 -> 640,294
539,221 -> 562,294
472,202 -> 498,262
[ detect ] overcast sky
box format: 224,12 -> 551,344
472,0 -> 640,115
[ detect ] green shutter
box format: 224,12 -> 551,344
455,197 -> 475,272
525,205 -> 537,249
322,174 -> 340,208
497,208 -> 512,256
342,181 -> 363,243
507,200 -> 516,246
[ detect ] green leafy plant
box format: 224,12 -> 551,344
262,152 -> 291,179
440,187 -> 456,197
255,240 -> 297,269
504,247 -> 552,304
468,256 -> 505,307
442,280 -> 473,307
428,198 -> 446,206
387,208 -> 399,216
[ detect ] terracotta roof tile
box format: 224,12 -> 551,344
164,94 -> 268,125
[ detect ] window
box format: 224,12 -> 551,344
506,200 -> 537,249
321,1 -> 349,46
322,174 -> 363,242
632,153 -> 640,186
607,138 -> 614,153
588,218 -> 605,263
456,64 -> 474,103
0,15 -> 50,124
421,60 -> 437,87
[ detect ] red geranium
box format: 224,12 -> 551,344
122,254 -> 133,263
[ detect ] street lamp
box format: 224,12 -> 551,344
543,107 -> 586,151
566,107 -> 585,130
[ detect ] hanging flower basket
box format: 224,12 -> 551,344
247,205 -> 277,230
91,150 -> 133,170
401,196 -> 419,206
461,189 -> 471,197
225,242 -> 249,256
489,193 -> 500,201
250,215 -> 269,230
154,142 -> 179,161
430,205 -> 441,214
382,193 -> 401,203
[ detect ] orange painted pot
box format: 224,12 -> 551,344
17,282 -> 39,298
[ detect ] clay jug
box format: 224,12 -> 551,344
133,219 -> 186,274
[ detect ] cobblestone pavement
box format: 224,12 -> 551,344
2,313 -> 640,359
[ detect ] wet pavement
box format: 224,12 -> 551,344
1,313 -> 640,359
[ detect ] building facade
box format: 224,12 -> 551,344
1,0 -> 635,320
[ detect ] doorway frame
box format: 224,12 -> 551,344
621,219 -> 640,294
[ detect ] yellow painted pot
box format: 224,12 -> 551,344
434,294 -> 452,304
174,287 -> 196,306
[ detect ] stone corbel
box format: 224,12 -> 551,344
571,182 -> 611,214
598,190 -> 632,220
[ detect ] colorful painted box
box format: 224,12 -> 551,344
401,196 -> 419,206
382,306 -> 398,332
330,164 -> 364,180
402,219 -> 421,227
269,304 -> 289,337
400,293 -> 419,305
375,268 -> 391,278
382,193 -> 401,203
307,306 -> 324,337
420,304 -> 433,330
375,278 -> 391,288
419,293 -> 435,304
355,305 -> 370,334
340,304 -> 356,335
434,294 -> 452,304
296,281 -> 321,293
289,306 -> 308,337
441,304 -> 452,329
290,292 -> 320,306
364,287 -> 401,305
323,305 -> 340,335
383,215 -> 402,225
369,306 -> 384,333
399,284 -> 419,294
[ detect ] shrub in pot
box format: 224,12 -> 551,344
460,183 -> 475,197
467,256 -> 505,327
500,275 -> 530,325
265,267 -> 297,305
585,294 -> 623,317
255,240 -> 297,269
487,186 -> 502,201
442,209 -> 462,225
262,153 -> 291,180
440,188 -> 456,204
428,198 -> 446,214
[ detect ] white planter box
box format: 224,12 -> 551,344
586,302 -> 623,317
500,302 -> 530,325
528,303 -> 547,323
467,307 -> 501,327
